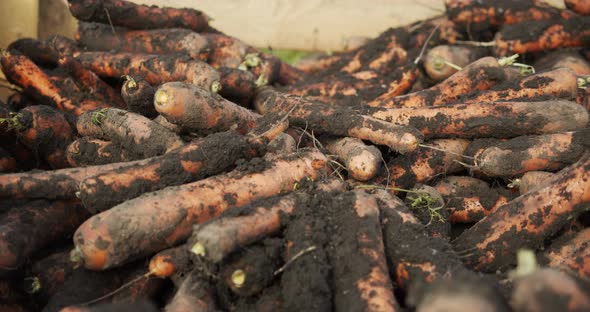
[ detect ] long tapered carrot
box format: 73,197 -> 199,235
67,0 -> 210,32
77,22 -> 209,61
541,228 -> 590,280
155,82 -> 260,135
494,16 -> 590,55
469,130 -> 589,177
74,52 -> 220,92
72,149 -> 328,270
461,68 -> 579,104
0,200 -> 90,275
433,176 -> 510,223
453,152 -> 590,272
77,108 -> 184,158
375,190 -> 468,306
254,87 -> 423,153
368,57 -> 514,108
1,50 -> 109,115
330,190 -> 399,312
368,100 -> 589,139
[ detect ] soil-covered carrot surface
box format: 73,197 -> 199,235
1,0 -> 590,311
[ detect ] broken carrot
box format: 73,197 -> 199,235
324,136 -> 382,181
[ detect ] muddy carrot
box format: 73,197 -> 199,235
45,35 -> 79,58
26,248 -> 75,302
254,87 -> 423,153
469,130 -> 589,177
368,57 -> 514,108
433,176 -> 510,223
148,245 -> 192,280
0,200 -> 90,275
77,114 -> 289,213
494,17 -> 590,55
277,61 -> 307,85
7,38 -> 58,66
267,132 -> 297,155
324,136 -> 382,181
155,82 -> 259,135
329,190 -> 399,311
3,105 -> 75,169
1,50 -> 109,115
219,240 -> 281,297
373,138 -> 469,189
72,149 -> 328,270
203,33 -> 249,68
67,0 -> 210,32
0,148 -> 16,173
218,67 -> 257,106
461,68 -> 579,104
565,0 -> 590,15
511,268 -> 590,312
58,55 -> 125,108
541,228 -> 590,280
164,270 -> 217,312
77,22 -> 209,61
74,51 -> 220,92
534,50 -> 590,75
368,100 -> 589,139
77,108 -> 184,158
424,45 -> 487,82
404,184 -> 450,239
374,190 -> 468,306
518,171 -> 556,195
121,76 -> 157,118
66,138 -> 133,167
453,152 -> 590,272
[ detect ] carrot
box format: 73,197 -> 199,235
1,50 -> 109,115
218,67 -> 257,106
74,52 -> 220,92
155,82 -> 260,135
445,0 -> 562,29
219,239 -> 281,297
153,115 -> 184,134
374,190 -> 468,307
0,199 -> 90,275
202,33 -> 248,69
76,22 -> 209,61
534,50 -> 590,75
45,35 -> 80,58
453,152 -> 590,272
121,76 -> 157,118
66,138 -> 132,167
0,161 -> 136,199
164,270 -> 217,312
424,45 -> 487,82
324,136 -> 382,181
368,56 -> 515,108
518,171 -> 556,195
565,0 -> 590,15
329,190 -> 399,312
26,248 -> 75,302
77,108 -> 184,158
0,147 -> 16,173
404,184 -> 450,239
368,100 -> 589,139
7,38 -> 58,66
373,138 -> 469,190
72,149 -> 328,270
189,178 -> 343,264
433,176 -> 511,223
511,268 -> 590,312
2,105 -> 75,169
254,87 -> 423,154
295,54 -> 341,74
460,68 -> 579,104
58,55 -> 125,108
277,61 -> 307,85
494,17 -> 590,55
66,0 -> 210,32
77,114 -> 289,213
541,228 -> 590,280
148,245 -> 191,279
415,271 -> 510,312
472,130 -> 590,177
267,132 -> 297,155
59,301 -> 159,312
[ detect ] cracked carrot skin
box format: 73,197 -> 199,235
453,152 -> 590,273
72,149 -> 329,270
367,100 -> 589,139
67,0 -> 209,32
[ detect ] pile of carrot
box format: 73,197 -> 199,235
0,0 -> 589,311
